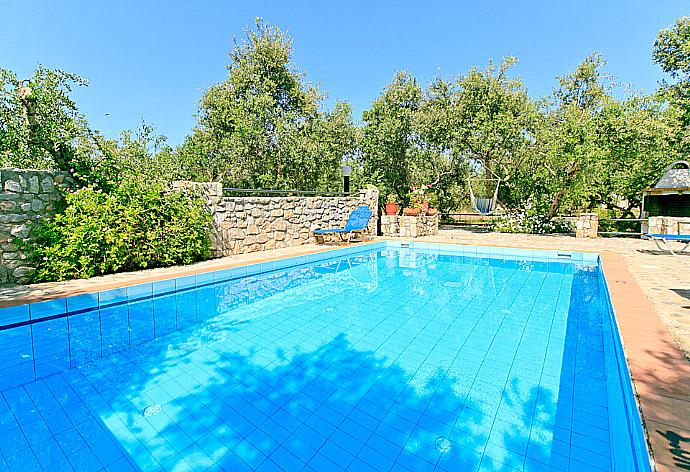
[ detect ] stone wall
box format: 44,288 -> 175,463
644,216 -> 690,235
0,168 -> 73,285
172,181 -> 379,257
380,214 -> 440,238
575,213 -> 599,238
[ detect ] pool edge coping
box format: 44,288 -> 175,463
600,251 -> 690,472
0,240 -> 384,308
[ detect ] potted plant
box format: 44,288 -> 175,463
385,194 -> 399,216
426,192 -> 439,216
404,189 -> 423,216
408,184 -> 433,215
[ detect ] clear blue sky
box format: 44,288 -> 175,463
1,1 -> 686,146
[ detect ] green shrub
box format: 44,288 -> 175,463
493,201 -> 573,234
28,181 -> 212,282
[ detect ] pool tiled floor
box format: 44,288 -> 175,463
0,250 -> 640,471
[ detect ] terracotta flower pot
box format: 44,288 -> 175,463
427,208 -> 438,216
403,207 -> 420,216
385,203 -> 399,216
421,201 -> 429,214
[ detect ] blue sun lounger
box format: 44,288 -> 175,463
645,234 -> 690,255
314,205 -> 373,244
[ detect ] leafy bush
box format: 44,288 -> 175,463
493,202 -> 573,234
28,181 -> 211,282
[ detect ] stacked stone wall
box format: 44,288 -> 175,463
172,182 -> 379,257
644,216 -> 690,235
380,214 -> 439,238
0,168 -> 73,285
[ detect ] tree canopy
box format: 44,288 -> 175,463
0,66 -> 90,171
2,17 -> 689,222
179,20 -> 357,190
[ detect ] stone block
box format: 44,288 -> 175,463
4,180 -> 21,193
575,213 -> 599,238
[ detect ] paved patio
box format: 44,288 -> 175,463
1,230 -> 689,471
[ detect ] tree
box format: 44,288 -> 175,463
531,54 -> 608,217
179,20 -> 356,190
418,58 -> 538,209
360,71 -> 424,203
516,54 -> 676,218
653,17 -> 690,124
0,65 -> 90,171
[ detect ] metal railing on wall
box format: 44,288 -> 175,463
441,212 -> 647,238
222,187 -> 359,197
441,212 -> 498,226
597,218 -> 645,237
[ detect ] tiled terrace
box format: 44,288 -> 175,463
1,230 -> 689,471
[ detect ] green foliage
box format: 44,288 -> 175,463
493,202 -> 573,234
28,181 -> 211,282
421,57 -> 537,188
84,122 -> 184,191
385,193 -> 398,204
654,17 -> 690,125
361,71 -> 423,204
501,54 -> 677,218
179,20 -> 357,190
0,65 -> 91,172
0,65 -> 185,193
4,17 -> 690,246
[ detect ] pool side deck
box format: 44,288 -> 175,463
1,232 -> 689,471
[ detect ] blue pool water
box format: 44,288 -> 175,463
0,243 -> 649,471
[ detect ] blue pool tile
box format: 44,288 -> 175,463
570,445 -> 611,470
0,305 -> 29,326
127,283 -> 153,300
307,452 -> 345,471
196,285 -> 217,322
65,293 -> 99,313
32,317 -> 70,378
128,299 -> 155,347
99,287 -> 128,305
153,294 -> 177,337
30,298 -> 67,321
32,436 -> 68,469
67,445 -> 102,471
67,310 -> 102,366
105,457 -> 139,472
355,445 -> 396,472
2,448 -> 42,472
0,326 -> 35,390
175,289 -> 197,329
268,445 -> 303,469
175,275 -> 196,290
213,268 -> 233,283
99,304 -> 129,356
153,278 -> 176,296
282,435 -> 317,464
245,263 -> 261,277
233,438 -> 268,469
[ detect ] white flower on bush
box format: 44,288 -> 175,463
494,201 -> 572,234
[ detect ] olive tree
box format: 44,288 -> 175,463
179,20 -> 357,190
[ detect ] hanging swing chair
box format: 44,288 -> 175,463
467,169 -> 501,215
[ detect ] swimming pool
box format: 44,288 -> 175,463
0,242 -> 650,471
